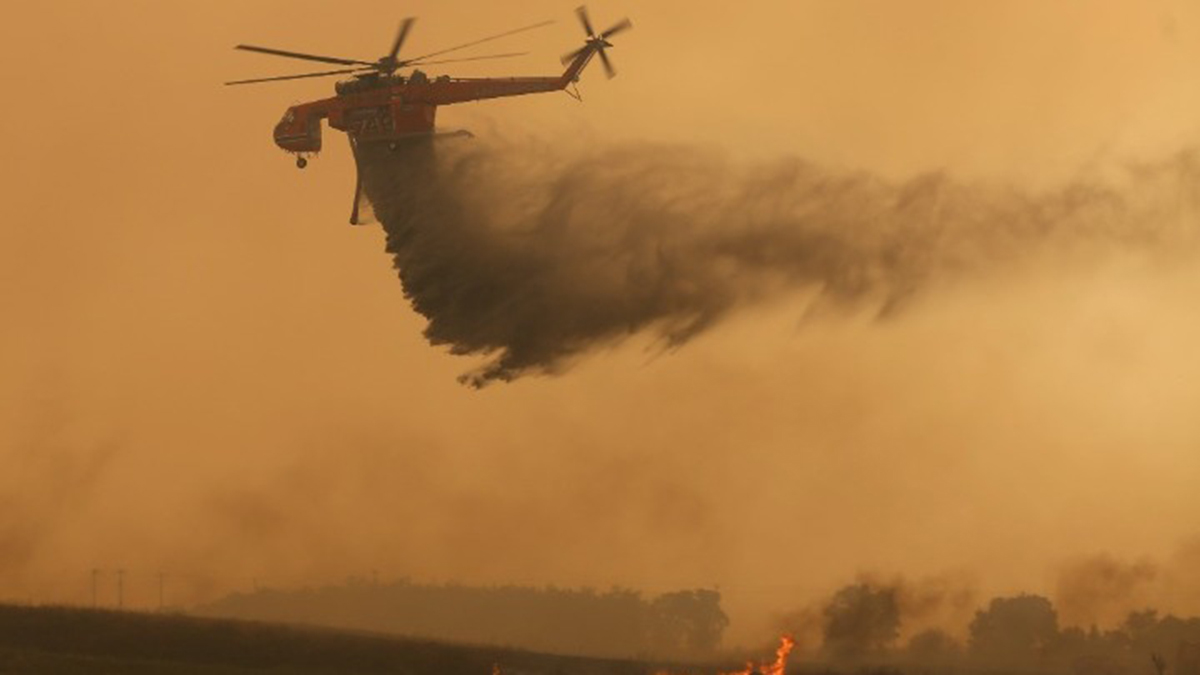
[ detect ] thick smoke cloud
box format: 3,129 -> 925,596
358,137 -> 1200,386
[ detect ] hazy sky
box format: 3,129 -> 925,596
2,0 -> 1200,647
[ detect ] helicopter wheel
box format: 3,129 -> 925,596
296,156 -> 308,169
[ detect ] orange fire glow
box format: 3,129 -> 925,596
655,635 -> 796,675
722,635 -> 796,675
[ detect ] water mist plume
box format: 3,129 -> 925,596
357,137 -> 1200,387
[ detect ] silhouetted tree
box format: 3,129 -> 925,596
648,589 -> 729,656
904,628 -> 961,664
820,583 -> 900,662
1124,609 -> 1161,648
968,594 -> 1058,668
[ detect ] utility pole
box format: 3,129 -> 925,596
116,569 -> 125,609
158,572 -> 165,612
91,568 -> 100,608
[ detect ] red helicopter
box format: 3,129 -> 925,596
227,7 -> 631,224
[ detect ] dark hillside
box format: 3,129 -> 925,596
0,604 -> 672,675
198,582 -> 729,660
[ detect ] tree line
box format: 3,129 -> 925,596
198,580 -> 728,660
806,583 -> 1200,675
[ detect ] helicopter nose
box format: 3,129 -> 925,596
273,113 -> 321,153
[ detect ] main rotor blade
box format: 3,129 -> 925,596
388,18 -> 416,61
598,47 -> 615,78
601,18 -> 633,39
224,67 -> 370,85
576,6 -> 596,37
407,51 -> 529,67
403,19 -> 554,64
235,44 -> 373,67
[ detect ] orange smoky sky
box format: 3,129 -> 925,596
1,0 -> 1200,647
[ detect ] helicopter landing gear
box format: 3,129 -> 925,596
296,156 -> 308,169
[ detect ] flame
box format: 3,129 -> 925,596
722,635 -> 796,675
647,635 -> 796,675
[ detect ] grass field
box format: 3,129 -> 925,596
0,604 -> 684,675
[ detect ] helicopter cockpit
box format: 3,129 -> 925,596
336,74 -> 402,96
333,69 -> 448,96
273,105 -> 322,161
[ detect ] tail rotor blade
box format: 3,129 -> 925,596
576,5 -> 596,37
561,45 -> 587,65
598,47 -> 615,78
564,9 -> 629,77
601,18 -> 632,39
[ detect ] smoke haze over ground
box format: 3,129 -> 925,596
4,0 -> 1200,654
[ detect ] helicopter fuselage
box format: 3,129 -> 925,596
272,48 -> 595,157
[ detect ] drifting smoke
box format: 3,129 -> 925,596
358,136 -> 1200,386
1055,554 -> 1159,628
776,574 -> 977,663
0,401 -> 120,595
1054,544 -> 1200,629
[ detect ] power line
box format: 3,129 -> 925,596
116,568 -> 125,609
91,568 -> 100,608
